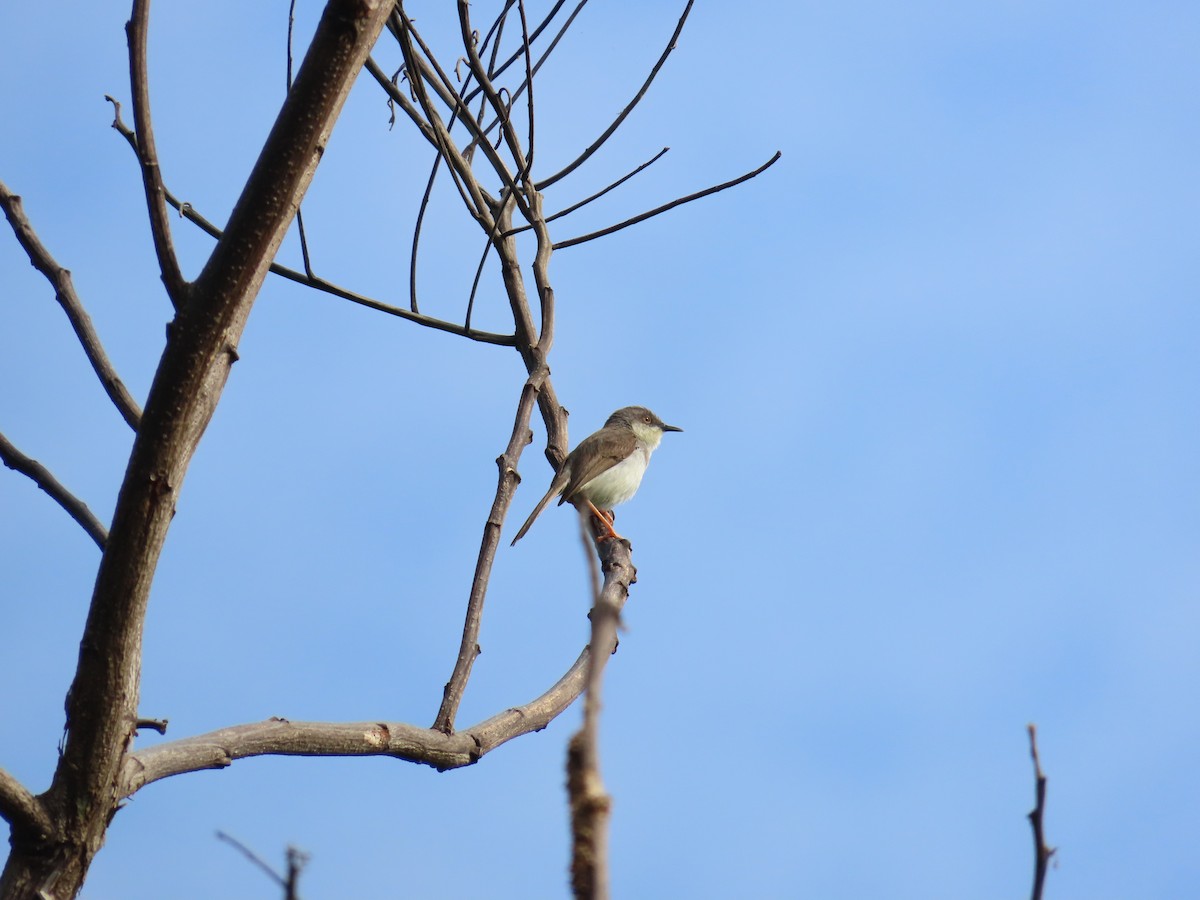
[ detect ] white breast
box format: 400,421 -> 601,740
577,444 -> 653,509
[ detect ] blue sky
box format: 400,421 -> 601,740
2,1 -> 1198,897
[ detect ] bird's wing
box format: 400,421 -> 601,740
559,431 -> 636,505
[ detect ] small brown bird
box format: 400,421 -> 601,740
510,406 -> 682,545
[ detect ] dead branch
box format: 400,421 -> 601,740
0,430 -> 108,550
455,0 -> 530,181
540,0 -> 694,190
504,146 -> 671,238
121,538 -> 635,796
432,378 -> 543,733
100,110 -> 518,344
1027,724 -> 1055,900
0,4 -> 395,896
567,514 -> 621,900
0,179 -> 143,431
216,831 -> 309,900
126,0 -> 189,307
462,0 -> 590,149
554,151 -> 782,250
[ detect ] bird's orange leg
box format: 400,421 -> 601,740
585,500 -> 625,542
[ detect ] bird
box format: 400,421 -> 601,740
510,406 -> 682,546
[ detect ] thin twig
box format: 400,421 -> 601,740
540,0 -> 693,190
398,9 -> 518,197
460,0 -> 578,110
216,832 -> 286,889
0,430 -> 108,550
90,144 -> 513,345
514,0 -> 536,182
391,23 -> 500,223
503,147 -> 670,238
464,235 -> 493,332
126,0 -> 189,307
554,151 -> 782,250
1027,724 -> 1055,900
456,0 -> 529,181
432,379 -> 542,733
470,0 -> 588,153
408,156 -> 441,314
0,179 -> 143,431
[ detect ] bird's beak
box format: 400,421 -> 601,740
662,424 -> 683,433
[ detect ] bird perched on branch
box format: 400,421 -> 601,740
510,406 -> 682,545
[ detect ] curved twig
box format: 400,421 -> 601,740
394,10 -> 520,206
554,151 -> 782,250
469,0 -> 588,152
126,0 -> 189,307
503,146 -> 670,238
540,0 -> 694,190
464,235 -> 493,332
0,430 -> 108,550
409,156 -> 442,314
0,179 -> 143,431
459,0 -> 579,110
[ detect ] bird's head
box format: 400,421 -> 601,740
606,406 -> 683,448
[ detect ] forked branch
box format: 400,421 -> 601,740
121,537 -> 634,794
540,0 -> 694,190
555,151 -> 782,250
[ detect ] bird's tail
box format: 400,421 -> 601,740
510,486 -> 562,546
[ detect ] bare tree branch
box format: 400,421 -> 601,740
399,10 -> 528,218
567,514 -> 619,900
503,146 -> 670,238
216,831 -> 289,890
0,5 -> 396,895
0,430 -> 108,550
120,539 -> 636,796
459,0 -> 587,130
0,179 -> 143,431
433,379 -> 542,733
513,0 -> 537,181
539,0 -> 694,190
0,766 -> 54,843
455,0 -> 530,184
408,156 -> 442,314
433,183 -> 569,733
554,151 -> 782,250
1027,724 -> 1055,900
125,0 -> 189,307
215,831 -> 311,900
95,117 -> 518,345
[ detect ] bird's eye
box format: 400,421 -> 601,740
643,415 -> 651,422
